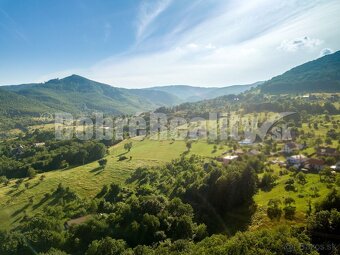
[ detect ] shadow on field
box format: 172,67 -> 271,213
90,166 -> 105,175
11,203 -> 30,217
90,166 -> 103,173
29,181 -> 41,189
117,151 -> 128,157
33,195 -> 49,210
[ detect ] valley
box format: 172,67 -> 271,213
0,50 -> 339,254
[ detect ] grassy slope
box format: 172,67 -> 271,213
253,164 -> 331,230
0,139 -> 227,230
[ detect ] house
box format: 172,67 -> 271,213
234,149 -> 244,155
331,162 -> 340,171
248,149 -> 261,156
304,158 -> 325,171
34,142 -> 45,147
287,154 -> 308,166
317,147 -> 340,157
217,155 -> 239,165
238,138 -> 253,146
283,142 -> 303,154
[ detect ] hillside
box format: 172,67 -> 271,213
1,75 -> 256,116
148,82 -> 260,102
261,50 -> 340,94
0,88 -> 52,116
2,75 -> 181,115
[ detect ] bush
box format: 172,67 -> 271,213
98,159 -> 107,168
118,156 -> 128,161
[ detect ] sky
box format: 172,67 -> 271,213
0,0 -> 339,88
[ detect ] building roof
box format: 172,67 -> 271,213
234,149 -> 244,155
317,147 -> 339,155
285,142 -> 298,149
248,149 -> 260,155
223,155 -> 239,160
306,158 -> 324,166
289,154 -> 307,160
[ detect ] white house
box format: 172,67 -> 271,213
217,155 -> 239,165
331,162 -> 340,171
287,154 -> 308,165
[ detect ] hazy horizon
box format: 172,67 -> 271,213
0,73 -> 265,89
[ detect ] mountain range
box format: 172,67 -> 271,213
0,76 -> 257,116
0,50 -> 339,117
146,82 -> 262,102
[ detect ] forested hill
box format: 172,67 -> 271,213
0,88 -> 52,117
1,75 -> 181,115
0,75 -> 255,117
260,50 -> 340,94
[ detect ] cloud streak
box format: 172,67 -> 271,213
136,0 -> 172,42
37,0 -> 340,88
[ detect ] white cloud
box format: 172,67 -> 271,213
278,36 -> 322,52
319,48 -> 334,57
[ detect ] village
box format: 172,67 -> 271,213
217,140 -> 340,175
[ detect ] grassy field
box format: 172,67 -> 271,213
0,138 -> 227,230
253,164 -> 333,230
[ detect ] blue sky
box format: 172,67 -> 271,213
0,0 -> 339,87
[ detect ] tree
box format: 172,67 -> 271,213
307,209 -> 340,245
315,137 -> 323,148
124,142 -> 133,152
185,141 -> 192,152
27,167 -> 36,179
260,172 -> 277,191
86,237 -> 127,255
98,159 -> 108,169
283,197 -> 296,220
296,172 -> 307,185
284,178 -> 296,191
267,199 -> 282,220
88,143 -> 107,162
76,149 -> 89,165
284,197 -> 295,207
0,176 -> 8,185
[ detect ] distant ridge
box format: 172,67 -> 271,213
147,82 -> 261,102
1,75 -> 259,117
2,75 -> 181,115
1,50 -> 340,118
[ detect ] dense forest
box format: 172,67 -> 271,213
0,130 -> 108,178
